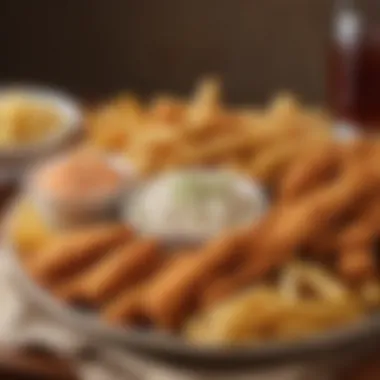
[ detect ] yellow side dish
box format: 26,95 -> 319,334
0,94 -> 62,147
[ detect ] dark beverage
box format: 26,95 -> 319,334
328,4 -> 380,131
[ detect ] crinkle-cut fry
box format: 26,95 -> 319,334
278,142 -> 342,202
144,229 -> 249,330
279,262 -> 350,303
203,165 -> 380,307
55,238 -> 162,305
187,77 -> 221,128
29,225 -> 132,284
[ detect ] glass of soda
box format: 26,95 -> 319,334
328,0 -> 380,132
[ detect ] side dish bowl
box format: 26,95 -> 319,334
0,85 -> 82,181
25,152 -> 136,228
124,169 -> 268,248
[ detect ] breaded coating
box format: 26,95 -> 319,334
29,225 -> 131,284
56,238 -> 162,305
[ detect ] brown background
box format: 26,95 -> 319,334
0,0 -> 333,105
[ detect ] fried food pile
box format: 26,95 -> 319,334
86,78 -> 332,187
16,139 -> 380,345
12,76 -> 380,346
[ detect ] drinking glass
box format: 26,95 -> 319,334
328,0 -> 380,131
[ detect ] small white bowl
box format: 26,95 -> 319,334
33,187 -> 125,229
0,84 -> 82,182
27,152 -> 136,229
124,169 -> 268,248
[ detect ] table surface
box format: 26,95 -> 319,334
0,184 -> 379,380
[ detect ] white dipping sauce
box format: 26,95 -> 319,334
127,170 -> 267,241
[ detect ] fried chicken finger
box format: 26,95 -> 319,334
56,238 -> 162,305
30,225 -> 131,284
143,230 -> 249,330
203,165 -> 380,307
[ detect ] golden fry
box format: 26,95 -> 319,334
85,78 -> 334,188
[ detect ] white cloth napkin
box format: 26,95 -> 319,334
0,250 -> 145,380
0,249 -> 336,380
